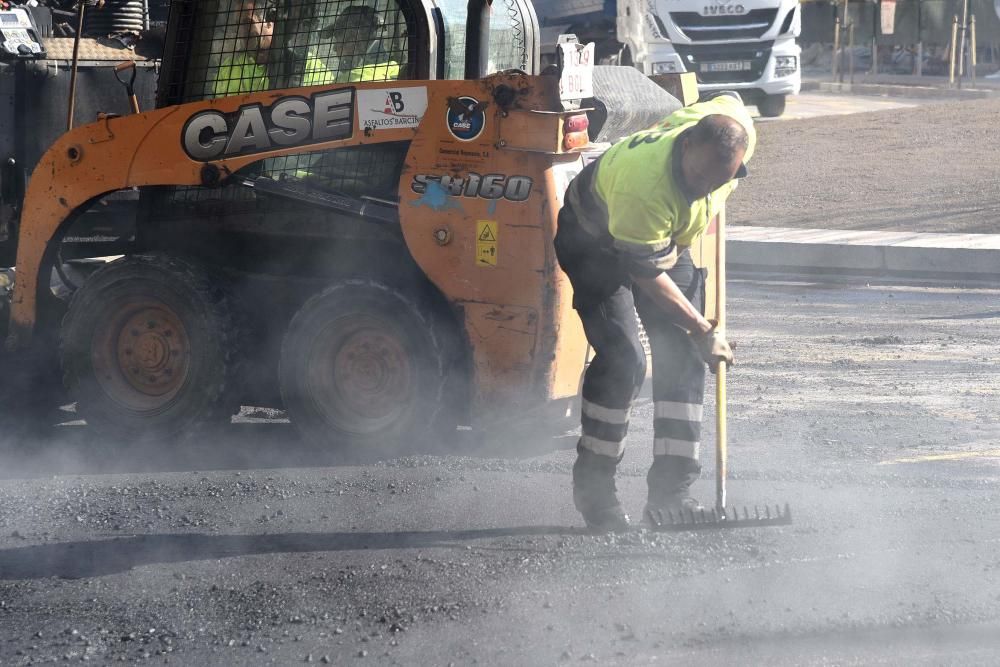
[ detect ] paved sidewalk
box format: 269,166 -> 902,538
728,226 -> 1000,284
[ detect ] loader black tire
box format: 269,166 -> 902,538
60,254 -> 238,441
279,279 -> 458,458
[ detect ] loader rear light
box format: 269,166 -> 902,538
564,113 -> 589,134
564,131 -> 590,151
563,113 -> 590,151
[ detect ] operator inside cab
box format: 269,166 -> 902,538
319,5 -> 400,83
211,1 -> 354,94
285,6 -> 402,188
211,3 -> 399,97
213,1 -> 273,96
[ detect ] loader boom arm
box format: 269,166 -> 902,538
6,82 -> 424,348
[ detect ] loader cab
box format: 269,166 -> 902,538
155,0 -> 540,104
145,0 -> 540,252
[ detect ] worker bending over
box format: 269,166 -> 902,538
555,92 -> 754,532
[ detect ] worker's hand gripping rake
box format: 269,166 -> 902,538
648,210 -> 792,531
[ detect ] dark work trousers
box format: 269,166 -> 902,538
554,204 -> 707,476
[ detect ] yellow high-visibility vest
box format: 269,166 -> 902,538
592,95 -> 756,248
213,53 -> 268,96
302,56 -> 336,86
337,60 -> 400,83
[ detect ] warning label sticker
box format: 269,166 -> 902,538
357,87 -> 428,132
476,220 -> 498,267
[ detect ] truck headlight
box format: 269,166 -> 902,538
652,61 -> 677,75
774,56 -> 797,77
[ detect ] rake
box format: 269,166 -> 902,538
648,209 -> 792,531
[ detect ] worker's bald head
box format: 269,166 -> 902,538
690,114 -> 748,164
679,114 -> 748,200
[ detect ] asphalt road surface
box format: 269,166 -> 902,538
750,91 -> 925,121
730,95 -> 1000,234
3,279 -> 1000,665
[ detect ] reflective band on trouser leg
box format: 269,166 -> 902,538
580,434 -> 626,458
654,400 -> 703,422
653,400 -> 703,460
583,398 -> 631,424
635,254 -> 706,465
575,282 -> 647,460
580,399 -> 630,458
653,436 -> 700,460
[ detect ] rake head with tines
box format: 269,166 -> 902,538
647,503 -> 793,531
652,209 -> 797,534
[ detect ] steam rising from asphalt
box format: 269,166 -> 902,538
2,280 -> 1000,663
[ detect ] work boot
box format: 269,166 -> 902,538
572,444 -> 630,533
642,455 -> 703,526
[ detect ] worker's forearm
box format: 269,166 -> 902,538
633,272 -> 712,334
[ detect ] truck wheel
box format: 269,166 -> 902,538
279,280 -> 456,457
61,254 -> 237,441
757,94 -> 786,118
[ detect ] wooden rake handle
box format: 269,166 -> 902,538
714,209 -> 728,514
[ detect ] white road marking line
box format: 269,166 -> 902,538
878,449 -> 1000,465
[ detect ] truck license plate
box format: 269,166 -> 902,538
701,61 -> 752,73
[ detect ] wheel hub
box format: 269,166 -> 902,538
333,329 -> 409,420
94,301 -> 190,409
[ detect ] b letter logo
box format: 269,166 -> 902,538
384,91 -> 405,114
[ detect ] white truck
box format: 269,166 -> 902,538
536,0 -> 801,117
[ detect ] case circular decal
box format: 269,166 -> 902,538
446,96 -> 488,142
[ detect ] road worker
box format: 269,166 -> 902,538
286,6 -> 401,189
320,5 -> 401,83
554,92 -> 754,532
212,1 -> 336,94
213,1 -> 273,96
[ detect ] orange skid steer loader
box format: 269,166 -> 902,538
0,0 -> 704,457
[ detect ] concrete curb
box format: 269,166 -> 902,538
728,227 -> 1000,285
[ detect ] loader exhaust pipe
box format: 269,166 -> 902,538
465,0 -> 492,79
